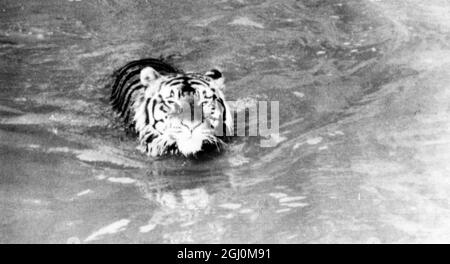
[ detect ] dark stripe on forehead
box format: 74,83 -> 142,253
189,79 -> 209,86
160,75 -> 211,95
179,77 -> 195,94
168,81 -> 183,87
164,76 -> 185,86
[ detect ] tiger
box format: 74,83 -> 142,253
110,58 -> 233,157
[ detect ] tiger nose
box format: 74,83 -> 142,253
180,120 -> 202,133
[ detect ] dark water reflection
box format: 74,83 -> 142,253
1,0 -> 450,243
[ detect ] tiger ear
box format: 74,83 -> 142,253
205,69 -> 225,89
140,67 -> 161,87
205,69 -> 222,79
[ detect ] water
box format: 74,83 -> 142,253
1,0 -> 450,243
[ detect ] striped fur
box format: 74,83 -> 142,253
110,58 -> 232,157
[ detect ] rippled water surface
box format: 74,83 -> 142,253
1,0 -> 450,243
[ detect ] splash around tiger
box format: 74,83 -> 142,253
110,58 -> 233,157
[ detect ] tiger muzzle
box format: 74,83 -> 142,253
177,95 -> 204,133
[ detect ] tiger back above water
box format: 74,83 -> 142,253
110,58 -> 233,157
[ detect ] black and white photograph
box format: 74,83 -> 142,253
0,0 -> 449,245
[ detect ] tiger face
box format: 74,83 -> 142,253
133,67 -> 233,157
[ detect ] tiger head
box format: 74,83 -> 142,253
133,67 -> 233,157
